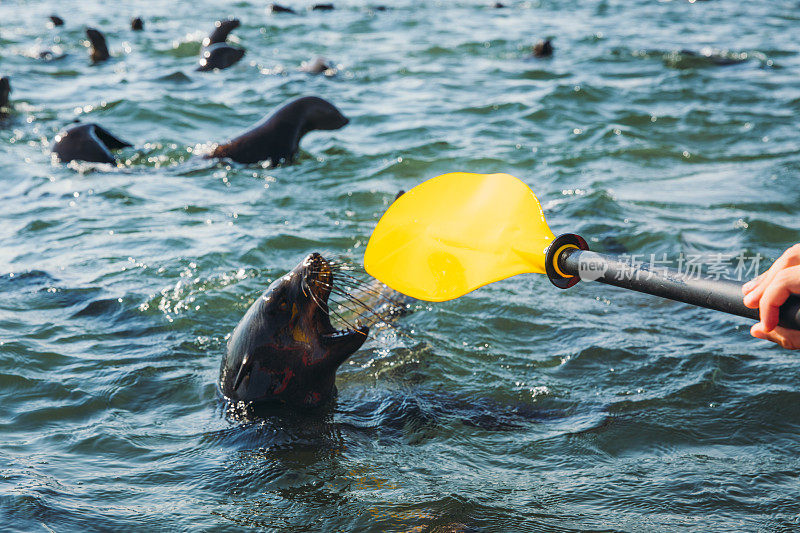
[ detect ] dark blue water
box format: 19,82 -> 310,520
2,1 -> 800,531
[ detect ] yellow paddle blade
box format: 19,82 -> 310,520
364,172 -> 555,301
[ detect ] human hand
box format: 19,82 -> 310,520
743,244 -> 800,349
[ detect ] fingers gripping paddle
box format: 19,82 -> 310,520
364,172 -> 800,331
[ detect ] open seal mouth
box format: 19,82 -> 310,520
302,253 -> 369,341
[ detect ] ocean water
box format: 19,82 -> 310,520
2,0 -> 800,531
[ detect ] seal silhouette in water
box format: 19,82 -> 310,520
532,39 -> 553,58
269,4 -> 296,14
219,253 -> 369,407
299,56 -> 335,75
198,18 -> 245,71
51,123 -> 132,164
0,77 -> 11,111
131,17 -> 144,31
86,27 -> 110,63
49,15 -> 64,27
207,96 -> 348,165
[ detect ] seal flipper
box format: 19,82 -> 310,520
232,352 -> 253,392
93,125 -> 132,150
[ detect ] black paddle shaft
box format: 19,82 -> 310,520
545,234 -> 800,331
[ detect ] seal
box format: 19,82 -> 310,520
198,44 -> 245,71
269,4 -> 296,14
86,27 -> 110,63
532,39 -> 553,58
131,17 -> 144,31
202,18 -> 240,47
198,18 -> 245,71
51,123 -> 132,164
219,253 -> 369,407
49,15 -> 64,27
37,48 -> 66,61
299,56 -> 335,75
0,77 -> 11,112
312,3 -> 335,10
207,96 -> 349,165
678,49 -> 747,66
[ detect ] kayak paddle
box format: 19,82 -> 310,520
364,172 -> 800,330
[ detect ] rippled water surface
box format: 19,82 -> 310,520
2,0 -> 800,531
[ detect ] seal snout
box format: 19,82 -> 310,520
303,252 -> 332,289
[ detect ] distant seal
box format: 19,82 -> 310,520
219,253 -> 369,407
492,2 -> 506,7
86,28 -> 110,63
37,48 -> 66,61
0,77 -> 11,111
198,44 -> 245,71
678,49 -> 747,66
269,4 -> 296,13
532,39 -> 553,58
312,3 -> 335,10
51,123 -> 132,164
299,56 -> 334,75
197,19 -> 245,71
131,17 -> 144,31
49,15 -> 64,27
203,18 -> 240,47
207,96 -> 349,165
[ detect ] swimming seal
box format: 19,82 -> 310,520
299,56 -> 334,75
131,17 -> 144,31
86,28 -> 109,63
207,96 -> 349,165
678,49 -> 747,66
0,77 -> 10,111
49,15 -> 64,27
51,123 -> 132,164
37,48 -> 66,61
312,3 -> 335,10
532,39 -> 553,58
198,19 -> 245,71
269,4 -> 296,14
198,44 -> 245,71
219,253 -> 369,407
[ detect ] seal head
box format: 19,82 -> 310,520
532,39 -> 553,58
86,27 -> 110,63
203,18 -> 240,47
219,253 -> 369,407
52,123 -> 132,164
300,56 -> 334,75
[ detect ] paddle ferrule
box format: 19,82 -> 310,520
546,234 -> 800,331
